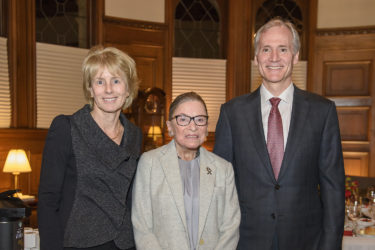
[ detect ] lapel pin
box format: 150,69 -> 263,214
206,167 -> 212,175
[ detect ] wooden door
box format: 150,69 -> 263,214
312,31 -> 375,177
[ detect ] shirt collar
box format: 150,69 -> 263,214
260,83 -> 294,105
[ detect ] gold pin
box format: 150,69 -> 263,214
206,167 -> 212,175
200,239 -> 204,245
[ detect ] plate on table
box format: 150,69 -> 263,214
356,226 -> 375,238
357,218 -> 375,228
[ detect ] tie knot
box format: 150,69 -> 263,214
269,97 -> 281,107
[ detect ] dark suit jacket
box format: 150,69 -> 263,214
213,86 -> 345,250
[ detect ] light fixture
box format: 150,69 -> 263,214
147,125 -> 162,142
3,149 -> 32,195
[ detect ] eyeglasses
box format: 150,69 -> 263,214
172,115 -> 208,126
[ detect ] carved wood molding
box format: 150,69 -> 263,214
317,26 -> 375,36
103,16 -> 168,31
0,129 -> 48,153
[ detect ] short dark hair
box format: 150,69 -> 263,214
169,92 -> 208,120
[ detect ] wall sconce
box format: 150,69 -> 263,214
3,149 -> 31,196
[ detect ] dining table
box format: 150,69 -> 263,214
342,235 -> 375,250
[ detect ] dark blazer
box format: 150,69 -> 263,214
214,86 -> 345,250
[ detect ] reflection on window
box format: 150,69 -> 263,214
255,0 -> 303,35
35,0 -> 87,48
0,0 -> 6,37
174,0 -> 221,59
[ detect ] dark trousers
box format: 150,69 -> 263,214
64,240 -> 135,250
272,233 -> 278,250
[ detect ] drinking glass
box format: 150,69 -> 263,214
367,185 -> 375,201
370,204 -> 375,219
347,202 -> 361,221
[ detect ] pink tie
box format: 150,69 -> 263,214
267,97 -> 284,180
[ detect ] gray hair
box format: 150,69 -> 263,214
254,17 -> 300,56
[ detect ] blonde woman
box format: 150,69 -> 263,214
38,46 -> 141,250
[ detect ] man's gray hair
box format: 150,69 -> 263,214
254,17 -> 300,56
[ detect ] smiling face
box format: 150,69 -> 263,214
166,100 -> 208,156
90,67 -> 129,116
254,25 -> 299,91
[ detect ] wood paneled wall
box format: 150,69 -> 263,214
2,0 -> 375,200
102,16 -> 171,121
0,129 -> 47,194
311,28 -> 375,177
0,0 -> 103,196
103,17 -> 168,91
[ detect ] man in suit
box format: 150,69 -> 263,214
213,17 -> 345,250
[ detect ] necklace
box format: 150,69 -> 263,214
109,123 -> 123,140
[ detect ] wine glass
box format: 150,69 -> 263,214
367,185 -> 375,201
370,203 -> 375,219
347,202 -> 361,221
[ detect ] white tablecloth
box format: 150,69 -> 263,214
342,236 -> 375,250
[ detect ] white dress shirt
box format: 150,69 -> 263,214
260,83 -> 294,149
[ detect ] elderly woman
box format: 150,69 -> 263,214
132,92 -> 240,250
38,46 -> 142,250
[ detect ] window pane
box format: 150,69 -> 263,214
174,0 -> 221,59
255,0 -> 303,35
35,0 -> 87,48
0,0 -> 6,37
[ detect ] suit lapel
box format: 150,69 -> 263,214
197,147 -> 216,242
244,89 -> 276,182
160,140 -> 188,231
278,87 -> 309,180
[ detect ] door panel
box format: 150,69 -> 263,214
313,33 -> 375,177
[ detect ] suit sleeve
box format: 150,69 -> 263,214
38,115 -> 71,250
318,102 -> 345,250
214,104 -> 234,163
214,161 -> 241,250
132,153 -> 163,250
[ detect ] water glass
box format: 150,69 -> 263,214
367,185 -> 375,201
347,202 -> 361,221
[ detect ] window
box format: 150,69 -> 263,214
172,57 -> 226,132
35,0 -> 90,127
255,0 -> 303,34
35,0 -> 88,48
174,0 -> 221,59
0,37 -> 11,127
0,0 -> 7,37
253,0 -> 308,59
173,0 -> 226,131
36,43 -> 88,128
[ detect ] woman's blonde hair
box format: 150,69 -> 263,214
82,46 -> 139,109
